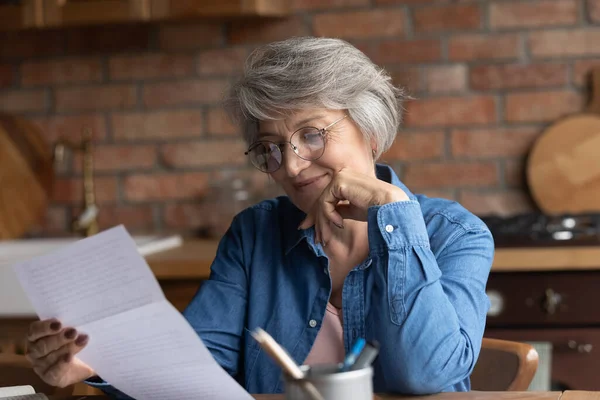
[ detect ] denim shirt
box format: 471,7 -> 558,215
88,164 -> 494,398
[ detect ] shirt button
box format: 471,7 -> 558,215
385,224 -> 394,233
323,268 -> 328,275
309,319 -> 317,328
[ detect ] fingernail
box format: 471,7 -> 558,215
334,222 -> 344,229
75,334 -> 89,346
64,328 -> 77,339
63,353 -> 71,363
50,322 -> 61,331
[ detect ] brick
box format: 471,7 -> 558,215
0,30 -> 64,59
124,172 -> 210,202
97,205 -> 154,232
573,59 -> 600,85
197,48 -> 248,76
56,85 -> 136,111
451,127 -> 540,158
21,58 -> 103,87
0,90 -> 47,113
112,110 -> 203,141
66,25 -> 152,54
32,114 -> 107,144
505,90 -> 582,123
158,23 -> 223,51
380,131 -> 445,161
229,17 -> 308,45
389,68 -> 422,94
470,63 -> 568,90
529,29 -> 600,57
368,39 -> 442,65
404,96 -> 496,127
26,206 -> 68,236
161,140 -> 246,168
52,176 -> 118,204
75,145 -> 156,172
449,34 -> 520,61
166,203 -> 239,237
210,168 -> 284,199
424,65 -> 467,93
314,9 -> 406,39
142,80 -> 228,108
490,0 -> 578,30
403,162 -> 498,189
459,190 -> 535,216
505,159 -> 526,187
0,64 -> 13,88
419,189 -> 456,200
109,54 -> 194,81
413,4 -> 481,33
207,108 -> 238,136
590,0 -> 600,22
293,0 -> 369,10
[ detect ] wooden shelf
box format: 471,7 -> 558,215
146,240 -> 600,280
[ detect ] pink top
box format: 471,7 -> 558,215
303,302 -> 345,365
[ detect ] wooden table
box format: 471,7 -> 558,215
49,390 -> 570,400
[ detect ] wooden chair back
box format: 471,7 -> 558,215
470,338 -> 539,391
0,353 -> 74,396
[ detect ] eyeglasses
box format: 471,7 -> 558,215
245,115 -> 348,173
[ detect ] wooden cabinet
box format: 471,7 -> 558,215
0,0 -> 291,31
485,270 -> 600,390
0,0 -> 44,30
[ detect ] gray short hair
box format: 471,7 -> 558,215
224,36 -> 407,159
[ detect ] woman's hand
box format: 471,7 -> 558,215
298,169 -> 409,245
26,318 -> 96,388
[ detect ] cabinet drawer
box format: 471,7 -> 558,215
485,328 -> 600,390
486,271 -> 600,327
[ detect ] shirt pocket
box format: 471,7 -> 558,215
387,248 -> 407,326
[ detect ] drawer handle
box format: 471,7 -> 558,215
568,340 -> 593,353
543,288 -> 562,315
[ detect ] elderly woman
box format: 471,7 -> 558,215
25,37 -> 494,397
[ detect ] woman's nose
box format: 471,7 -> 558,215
281,143 -> 309,177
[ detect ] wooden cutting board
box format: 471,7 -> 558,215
0,113 -> 54,239
527,69 -> 600,214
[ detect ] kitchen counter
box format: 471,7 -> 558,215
147,240 -> 600,279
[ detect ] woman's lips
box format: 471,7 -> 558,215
293,174 -> 326,190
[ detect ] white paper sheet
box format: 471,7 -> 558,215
12,225 -> 252,400
0,385 -> 34,397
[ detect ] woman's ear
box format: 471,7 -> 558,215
369,137 -> 377,160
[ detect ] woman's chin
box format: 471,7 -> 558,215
289,192 -> 320,215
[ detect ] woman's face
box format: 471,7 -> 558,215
256,109 -> 376,214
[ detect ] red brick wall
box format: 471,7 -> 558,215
1,0 -> 599,237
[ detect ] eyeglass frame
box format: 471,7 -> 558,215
244,114 -> 348,173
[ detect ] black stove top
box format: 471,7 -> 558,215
479,213 -> 600,248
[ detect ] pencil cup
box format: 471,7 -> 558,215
283,364 -> 373,400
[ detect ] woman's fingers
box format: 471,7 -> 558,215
28,319 -> 62,342
27,327 -> 79,360
36,335 -> 88,371
335,203 -> 366,222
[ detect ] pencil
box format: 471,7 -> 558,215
251,328 -> 324,400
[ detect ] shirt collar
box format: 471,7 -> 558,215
282,164 -> 416,255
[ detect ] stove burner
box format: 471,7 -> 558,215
479,213 -> 600,247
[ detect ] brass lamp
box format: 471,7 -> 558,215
53,128 -> 99,237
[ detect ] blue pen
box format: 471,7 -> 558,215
340,338 -> 366,371
350,341 -> 380,371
